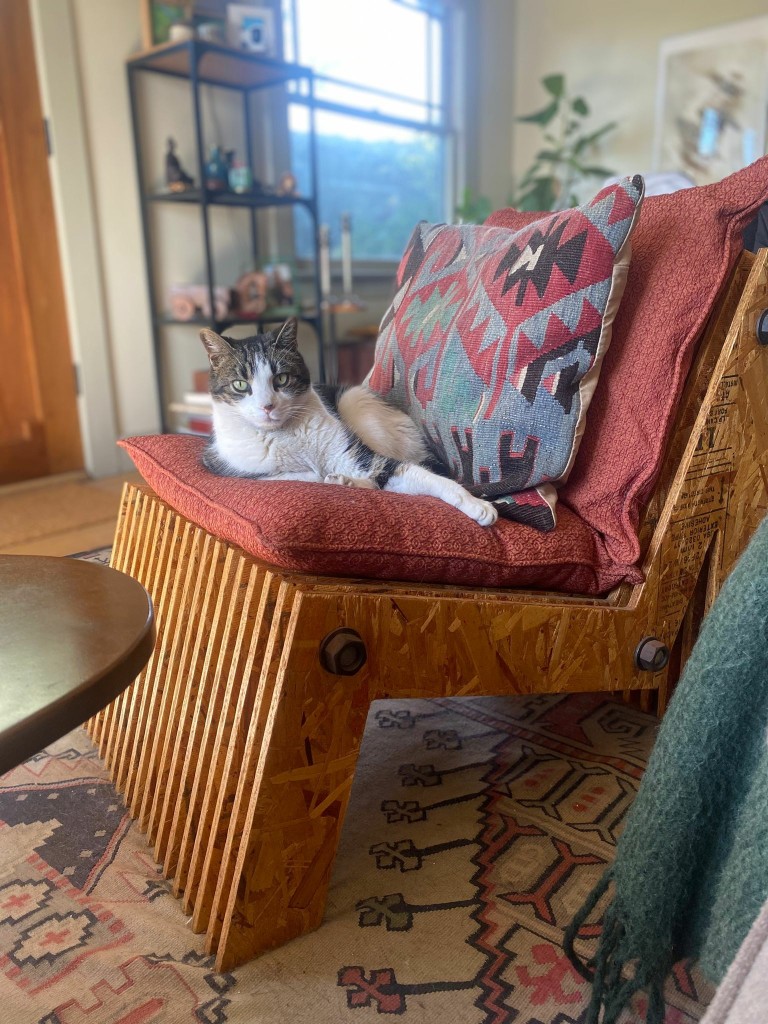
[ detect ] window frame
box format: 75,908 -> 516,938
280,0 -> 465,271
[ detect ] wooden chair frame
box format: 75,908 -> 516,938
89,250 -> 768,972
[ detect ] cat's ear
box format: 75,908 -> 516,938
200,328 -> 231,367
274,317 -> 298,350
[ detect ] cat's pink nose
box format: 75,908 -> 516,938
263,403 -> 274,412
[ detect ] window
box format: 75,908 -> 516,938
281,0 -> 458,263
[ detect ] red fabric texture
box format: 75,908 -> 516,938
120,434 -> 643,595
486,157 -> 768,565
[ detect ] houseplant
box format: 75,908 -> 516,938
456,74 -> 617,221
512,73 -> 617,211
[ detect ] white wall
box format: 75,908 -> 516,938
466,0 -> 518,213
69,0 -> 160,441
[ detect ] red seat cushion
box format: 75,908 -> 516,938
120,434 -> 643,595
486,156 -> 768,565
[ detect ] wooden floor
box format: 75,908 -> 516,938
0,471 -> 140,556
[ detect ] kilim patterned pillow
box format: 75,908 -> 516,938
367,175 -> 645,530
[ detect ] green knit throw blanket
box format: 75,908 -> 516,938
565,514 -> 768,1023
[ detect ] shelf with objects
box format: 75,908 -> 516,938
127,38 -> 325,435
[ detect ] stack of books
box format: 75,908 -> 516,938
169,371 -> 212,435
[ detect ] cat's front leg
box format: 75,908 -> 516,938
385,463 -> 498,526
324,473 -> 377,489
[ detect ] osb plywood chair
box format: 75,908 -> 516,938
89,161 -> 768,973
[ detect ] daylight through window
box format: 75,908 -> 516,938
282,0 -> 456,262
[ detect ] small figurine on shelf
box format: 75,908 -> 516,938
165,137 -> 195,193
168,284 -> 232,322
196,20 -> 224,44
276,170 -> 297,196
228,162 -> 254,194
234,270 -> 269,317
205,145 -> 229,191
264,262 -> 296,309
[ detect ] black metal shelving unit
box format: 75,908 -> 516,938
127,39 -> 324,433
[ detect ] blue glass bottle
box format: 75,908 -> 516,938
205,146 -> 229,191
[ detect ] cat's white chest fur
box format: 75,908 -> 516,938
211,394 -> 349,479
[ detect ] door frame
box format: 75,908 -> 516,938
29,0 -> 120,478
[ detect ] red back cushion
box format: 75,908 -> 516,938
486,157 -> 768,564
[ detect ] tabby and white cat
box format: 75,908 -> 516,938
199,318 -> 497,526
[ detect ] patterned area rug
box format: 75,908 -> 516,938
0,551 -> 713,1022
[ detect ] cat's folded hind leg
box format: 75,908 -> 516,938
384,463 -> 498,527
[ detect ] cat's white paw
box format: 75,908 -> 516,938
324,473 -> 376,489
457,494 -> 498,527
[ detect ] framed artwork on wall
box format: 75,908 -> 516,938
653,16 -> 768,185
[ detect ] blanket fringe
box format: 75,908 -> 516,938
564,870 -> 665,1024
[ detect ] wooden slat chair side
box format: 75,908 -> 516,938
85,250 -> 768,973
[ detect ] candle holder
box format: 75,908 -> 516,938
321,294 -> 366,315
318,216 -> 367,379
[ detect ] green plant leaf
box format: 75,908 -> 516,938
517,99 -> 559,126
454,186 -> 493,224
573,121 -> 618,153
516,177 -> 558,211
518,166 -> 541,187
513,75 -> 617,213
542,73 -> 565,98
475,197 -> 493,221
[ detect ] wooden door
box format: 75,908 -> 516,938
0,0 -> 82,484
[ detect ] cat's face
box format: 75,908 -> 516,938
200,319 -> 310,431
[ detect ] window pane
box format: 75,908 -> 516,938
290,107 -> 446,262
311,79 -> 439,126
289,0 -> 432,105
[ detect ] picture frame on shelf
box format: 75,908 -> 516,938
140,1 -> 189,48
226,4 -> 274,55
139,0 -> 227,50
653,16 -> 768,185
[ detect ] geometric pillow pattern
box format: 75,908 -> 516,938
367,175 -> 644,530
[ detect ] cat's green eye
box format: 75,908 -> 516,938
274,372 -> 290,387
231,379 -> 249,393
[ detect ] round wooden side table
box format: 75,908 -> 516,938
0,555 -> 154,776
